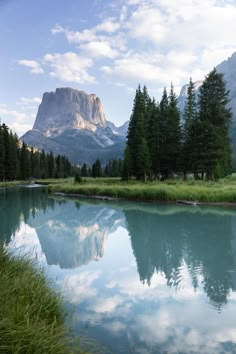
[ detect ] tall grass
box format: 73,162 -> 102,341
48,179 -> 236,203
0,246 -> 81,354
0,181 -> 25,187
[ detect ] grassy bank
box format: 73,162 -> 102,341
44,176 -> 236,203
0,181 -> 26,187
0,247 -> 78,354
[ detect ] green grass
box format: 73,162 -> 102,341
0,181 -> 26,187
35,178 -> 74,185
46,176 -> 236,203
0,246 -> 82,354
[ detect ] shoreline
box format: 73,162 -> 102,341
3,178 -> 236,207
52,191 -> 236,207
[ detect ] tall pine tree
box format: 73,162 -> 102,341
198,68 -> 232,179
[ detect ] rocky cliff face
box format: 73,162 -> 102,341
22,88 -> 128,165
33,88 -> 106,136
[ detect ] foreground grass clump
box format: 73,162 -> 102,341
47,177 -> 236,203
0,247 -> 74,354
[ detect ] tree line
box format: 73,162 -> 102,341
0,122 -> 74,181
123,68 -> 232,180
77,158 -> 123,179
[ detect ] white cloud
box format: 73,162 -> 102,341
0,105 -> 35,136
101,51 -> 192,86
20,0 -> 236,97
18,60 -> 44,74
96,18 -> 120,33
43,52 -> 96,84
51,25 -> 96,44
19,97 -> 41,104
51,18 -> 120,45
80,41 -> 119,59
51,24 -> 64,35
126,0 -> 236,47
16,97 -> 41,110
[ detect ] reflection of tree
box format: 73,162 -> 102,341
2,187 -> 236,311
0,187 -> 53,244
125,208 -> 236,309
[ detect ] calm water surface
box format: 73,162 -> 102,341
1,187 -> 236,354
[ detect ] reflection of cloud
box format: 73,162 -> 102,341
103,321 -> 126,334
6,195 -> 236,354
59,270 -> 101,303
91,295 -> 124,313
79,263 -> 236,354
7,222 -> 46,262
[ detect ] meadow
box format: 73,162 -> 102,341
36,175 -> 236,204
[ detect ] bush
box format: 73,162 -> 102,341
74,173 -> 82,184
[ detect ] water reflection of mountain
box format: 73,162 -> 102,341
2,187 -> 236,309
28,201 -> 124,268
124,208 -> 236,309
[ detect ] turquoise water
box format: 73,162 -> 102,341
1,186 -> 236,354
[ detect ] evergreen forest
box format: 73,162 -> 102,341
123,68 -> 232,181
0,122 -> 73,181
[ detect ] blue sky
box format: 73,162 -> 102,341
0,0 -> 236,136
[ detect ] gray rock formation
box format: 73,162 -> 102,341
33,88 -> 106,137
21,88 -> 128,165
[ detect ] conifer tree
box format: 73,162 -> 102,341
20,142 -> 29,180
159,88 -> 169,178
166,83 -> 181,176
81,163 -> 88,177
136,138 -> 150,181
182,78 -> 197,177
127,85 -> 146,177
145,99 -> 160,179
198,68 -> 232,179
122,145 -> 132,180
48,151 -> 55,178
92,159 -> 102,177
0,123 -> 5,180
0,121 -> 74,181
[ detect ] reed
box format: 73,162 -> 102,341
0,246 -> 82,353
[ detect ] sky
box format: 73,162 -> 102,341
0,0 -> 236,136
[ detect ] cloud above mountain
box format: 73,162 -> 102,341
18,0 -> 236,89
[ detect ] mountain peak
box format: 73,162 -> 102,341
33,87 -> 107,137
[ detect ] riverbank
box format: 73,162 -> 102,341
0,247 -> 79,353
37,176 -> 236,204
0,181 -> 26,187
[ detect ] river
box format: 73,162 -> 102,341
1,186 -> 236,354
